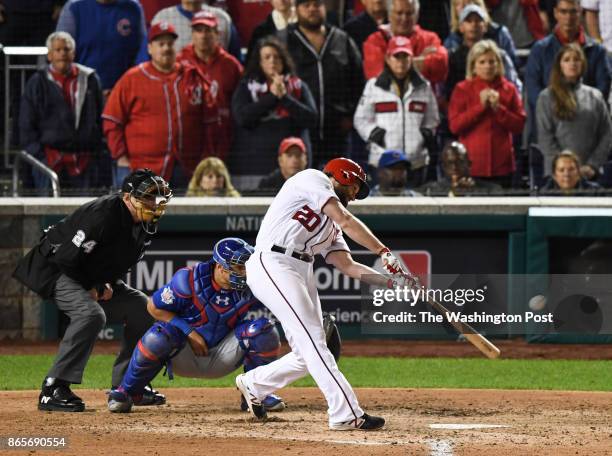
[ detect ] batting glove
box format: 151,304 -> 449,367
387,272 -> 420,290
379,247 -> 402,275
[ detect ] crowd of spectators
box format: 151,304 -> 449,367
4,0 -> 612,196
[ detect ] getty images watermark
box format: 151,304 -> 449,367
361,274 -> 612,336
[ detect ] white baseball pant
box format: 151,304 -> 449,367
242,250 -> 364,425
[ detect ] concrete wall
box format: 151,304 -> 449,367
3,196 -> 612,340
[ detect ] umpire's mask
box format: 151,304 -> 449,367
122,169 -> 173,234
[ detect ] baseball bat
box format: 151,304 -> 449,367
394,267 -> 501,359
425,297 -> 501,359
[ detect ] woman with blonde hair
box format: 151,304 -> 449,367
444,0 -> 516,65
448,40 -> 526,187
536,44 -> 612,180
186,157 -> 241,197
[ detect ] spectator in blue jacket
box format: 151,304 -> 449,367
445,0 -> 517,66
445,4 -> 522,100
525,0 -> 611,139
19,31 -> 104,194
56,0 -> 148,94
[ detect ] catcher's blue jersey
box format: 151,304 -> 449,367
151,260 -> 258,348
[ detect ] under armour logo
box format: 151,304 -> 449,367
215,295 -> 231,307
161,287 -> 174,305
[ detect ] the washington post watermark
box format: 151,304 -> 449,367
360,274 -> 612,336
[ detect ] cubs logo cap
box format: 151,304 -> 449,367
378,150 -> 409,168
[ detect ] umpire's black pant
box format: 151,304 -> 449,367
47,275 -> 153,387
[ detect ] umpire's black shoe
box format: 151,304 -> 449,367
38,381 -> 85,412
329,413 -> 385,431
132,384 -> 166,406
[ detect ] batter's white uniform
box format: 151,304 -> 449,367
242,169 -> 364,425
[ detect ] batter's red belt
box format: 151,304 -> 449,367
271,245 -> 313,263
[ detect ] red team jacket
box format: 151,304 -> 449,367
448,76 -> 526,177
178,44 -> 243,161
363,25 -> 449,82
102,61 -> 218,180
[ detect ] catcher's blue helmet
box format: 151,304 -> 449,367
213,237 -> 254,290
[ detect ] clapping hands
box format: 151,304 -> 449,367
479,89 -> 500,110
269,73 -> 287,98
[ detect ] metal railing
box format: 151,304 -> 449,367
2,45 -> 48,169
12,150 -> 60,197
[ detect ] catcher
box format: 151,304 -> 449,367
108,237 -> 341,412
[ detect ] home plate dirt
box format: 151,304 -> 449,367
1,388 -> 610,455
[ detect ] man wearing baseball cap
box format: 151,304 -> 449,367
355,35 -> 439,188
151,0 -> 241,61
363,0 -> 448,82
445,4 -> 521,100
103,20 -> 219,192
257,137 -> 308,194
370,150 -> 422,196
178,11 -> 243,161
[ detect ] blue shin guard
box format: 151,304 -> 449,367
120,322 -> 186,396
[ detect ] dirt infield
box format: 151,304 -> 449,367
1,387 -> 611,455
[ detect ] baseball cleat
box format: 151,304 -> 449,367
132,384 -> 166,406
235,374 -> 267,420
38,380 -> 85,412
107,387 -> 133,413
329,413 -> 385,431
240,393 -> 286,412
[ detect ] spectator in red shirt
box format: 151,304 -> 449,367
179,11 -> 243,161
448,39 -> 525,187
362,0 -> 448,82
103,22 -> 218,191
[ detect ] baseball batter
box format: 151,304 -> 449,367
236,158 -> 405,430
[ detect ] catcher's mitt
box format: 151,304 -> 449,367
323,313 -> 341,361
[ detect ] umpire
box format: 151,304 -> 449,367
13,169 -> 172,412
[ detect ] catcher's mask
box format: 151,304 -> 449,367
122,169 -> 172,234
212,237 -> 254,290
323,157 -> 369,200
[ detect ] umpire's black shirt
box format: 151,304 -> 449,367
14,194 -> 151,297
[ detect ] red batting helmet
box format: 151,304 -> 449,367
323,157 -> 370,200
